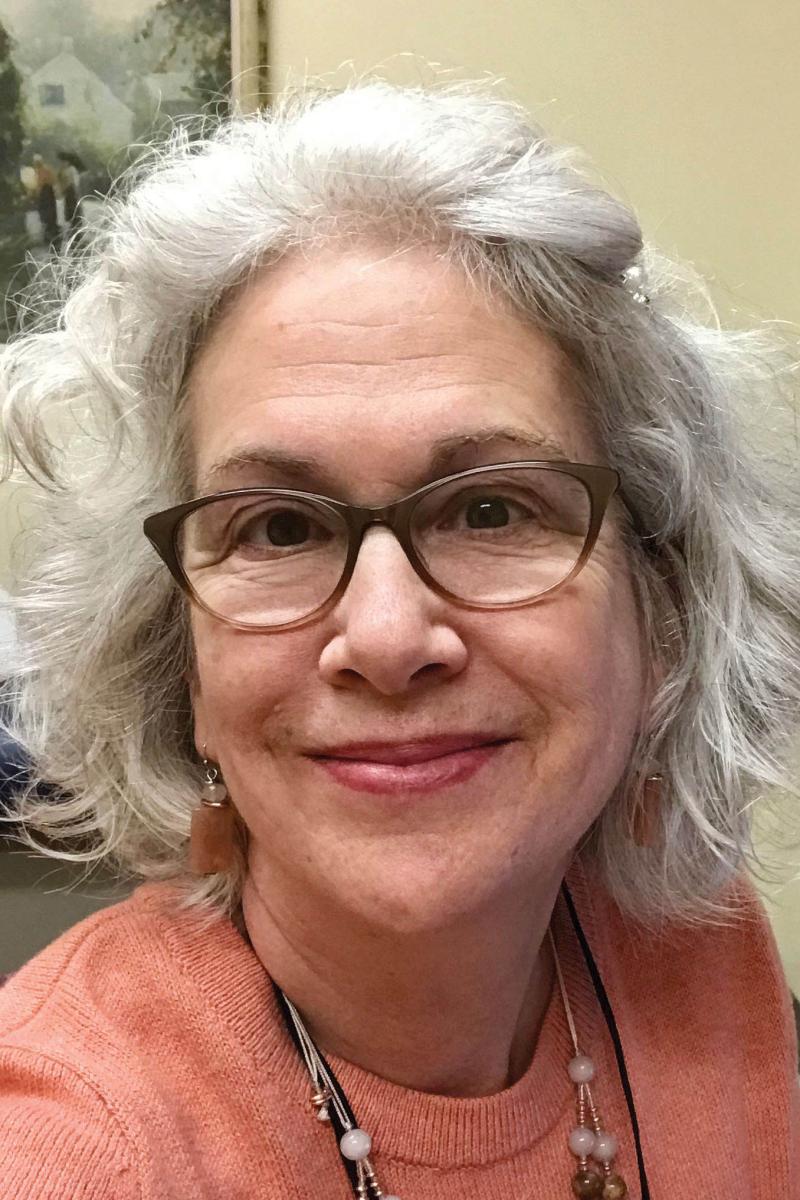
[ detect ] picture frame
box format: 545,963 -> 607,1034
231,0 -> 266,113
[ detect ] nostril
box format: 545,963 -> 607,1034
413,662 -> 448,681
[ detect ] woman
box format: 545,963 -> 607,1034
31,154 -> 59,249
0,81 -> 798,1199
56,151 -> 85,236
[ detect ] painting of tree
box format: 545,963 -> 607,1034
0,21 -> 24,211
0,18 -> 26,335
136,0 -> 231,104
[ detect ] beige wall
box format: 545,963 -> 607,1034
269,0 -> 800,329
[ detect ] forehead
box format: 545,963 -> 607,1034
186,245 -> 596,498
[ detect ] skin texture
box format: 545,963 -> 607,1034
188,243 -> 647,1097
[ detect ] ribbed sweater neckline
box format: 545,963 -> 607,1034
144,856 -> 605,1169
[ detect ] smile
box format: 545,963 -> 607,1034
309,739 -> 512,795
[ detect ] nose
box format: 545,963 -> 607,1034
317,525 -> 468,696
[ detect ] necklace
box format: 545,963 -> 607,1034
272,881 -> 651,1199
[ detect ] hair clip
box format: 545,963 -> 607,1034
620,263 -> 651,305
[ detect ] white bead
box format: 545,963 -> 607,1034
339,1128 -> 372,1161
568,1125 -> 597,1156
201,780 -> 228,803
568,1054 -> 596,1083
591,1130 -> 618,1162
316,1103 -> 330,1121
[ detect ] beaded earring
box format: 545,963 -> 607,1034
631,771 -> 663,849
189,751 -> 236,875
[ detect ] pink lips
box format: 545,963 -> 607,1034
309,735 -> 511,795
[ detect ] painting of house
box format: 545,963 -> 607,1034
26,41 -> 135,150
0,0 -> 249,342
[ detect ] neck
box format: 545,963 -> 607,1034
240,851 -> 563,1098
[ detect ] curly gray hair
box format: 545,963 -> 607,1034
2,79 -> 798,928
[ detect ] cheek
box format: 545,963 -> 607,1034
495,566 -> 646,765
191,616 -> 310,753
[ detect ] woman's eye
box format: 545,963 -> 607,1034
464,496 -> 524,528
443,493 -> 539,530
233,507 -> 329,552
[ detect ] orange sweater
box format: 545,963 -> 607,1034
0,860 -> 797,1199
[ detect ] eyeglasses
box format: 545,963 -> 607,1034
143,461 -> 620,631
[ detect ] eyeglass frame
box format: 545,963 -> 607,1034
143,460 -> 621,632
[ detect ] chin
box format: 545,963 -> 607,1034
338,851 -> 514,937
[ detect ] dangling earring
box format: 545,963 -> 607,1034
632,770 -> 663,848
189,749 -> 236,875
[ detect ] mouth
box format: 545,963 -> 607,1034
307,735 -> 514,795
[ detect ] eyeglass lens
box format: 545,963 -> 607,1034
177,467 -> 593,626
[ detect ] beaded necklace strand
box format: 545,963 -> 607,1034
272,882 -> 651,1198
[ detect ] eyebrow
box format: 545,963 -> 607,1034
199,426 -> 573,495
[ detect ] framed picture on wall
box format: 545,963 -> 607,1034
0,0 -> 265,341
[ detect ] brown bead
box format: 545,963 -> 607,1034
189,800 -> 236,874
571,1169 -> 605,1198
602,1175 -> 628,1200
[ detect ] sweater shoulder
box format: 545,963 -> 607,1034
0,881 -> 180,1046
611,869 -> 793,992
0,880 -> 297,1198
0,883 -> 193,1199
595,867 -> 799,1139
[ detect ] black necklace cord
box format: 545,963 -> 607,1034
272,982 -> 361,1194
561,881 -> 651,1200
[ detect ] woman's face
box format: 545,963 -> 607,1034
189,245 -> 647,932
